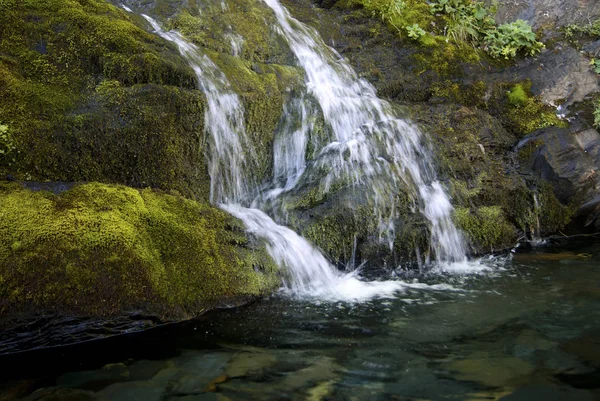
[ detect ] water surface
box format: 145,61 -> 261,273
2,237 -> 599,400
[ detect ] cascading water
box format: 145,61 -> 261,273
142,15 -> 254,204
135,11 -> 404,299
261,0 -> 467,263
126,0 -> 475,300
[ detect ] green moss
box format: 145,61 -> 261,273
454,206 -> 516,252
0,0 -> 211,197
430,80 -> 487,106
536,181 -> 576,234
594,100 -> 600,129
490,82 -> 567,137
302,206 -> 377,264
0,182 -> 279,318
166,0 -> 289,64
507,84 -> 527,106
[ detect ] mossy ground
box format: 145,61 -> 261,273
0,182 -> 279,320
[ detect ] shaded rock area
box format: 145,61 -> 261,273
490,0 -> 600,32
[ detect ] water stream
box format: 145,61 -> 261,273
135,0 -> 471,301
261,0 -> 466,263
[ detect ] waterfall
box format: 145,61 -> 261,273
127,2 -> 471,300
142,15 -> 255,204
260,0 -> 466,263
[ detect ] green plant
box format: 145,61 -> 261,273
0,122 -> 16,160
430,0 -> 495,45
590,58 -> 600,74
484,20 -> 545,59
564,20 -> 600,40
507,84 -> 527,106
406,23 -> 426,39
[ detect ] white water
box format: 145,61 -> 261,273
261,0 -> 467,263
142,15 -> 255,204
134,4 -> 476,301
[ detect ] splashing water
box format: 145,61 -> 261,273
223,204 -> 409,300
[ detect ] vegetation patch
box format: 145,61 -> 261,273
454,206 -> 516,252
0,0 -> 216,199
335,0 -> 543,63
488,82 -> 566,137
0,182 -> 279,319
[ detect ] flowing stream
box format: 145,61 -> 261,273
261,0 -> 466,263
135,0 -> 472,300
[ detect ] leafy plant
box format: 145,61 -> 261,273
406,23 -> 426,39
431,0 -> 495,45
484,20 -> 544,59
384,0 -> 406,19
590,58 -> 600,74
564,20 -> 600,40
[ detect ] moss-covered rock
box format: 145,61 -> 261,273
454,206 -> 516,252
0,0 -> 220,200
487,81 -> 567,138
0,182 -> 280,322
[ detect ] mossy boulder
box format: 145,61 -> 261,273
0,0 -> 221,200
0,182 -> 280,325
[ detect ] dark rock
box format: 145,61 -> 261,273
20,388 -> 101,401
490,0 -> 600,32
518,125 -> 600,205
498,384 -> 594,401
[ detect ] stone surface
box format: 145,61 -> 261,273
490,0 -> 600,31
518,124 -> 600,206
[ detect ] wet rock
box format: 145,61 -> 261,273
20,388 -> 100,401
462,45 -> 600,109
97,381 -> 165,401
57,363 -> 129,391
384,371 -> 473,401
0,380 -> 36,401
224,351 -> 277,378
127,360 -> 169,382
165,394 -> 220,401
561,335 -> 600,366
498,384 -> 595,401
155,350 -> 231,396
490,0 -> 600,31
517,124 -> 600,221
306,379 -> 337,401
447,353 -> 535,387
280,357 -> 341,390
